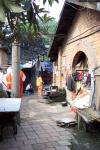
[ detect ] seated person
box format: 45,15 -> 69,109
25,83 -> 33,95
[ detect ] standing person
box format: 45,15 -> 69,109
20,70 -> 26,98
36,74 -> 43,96
0,70 -> 8,98
6,67 -> 13,98
6,67 -> 26,98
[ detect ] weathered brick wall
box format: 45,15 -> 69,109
63,8 -> 100,69
53,8 -> 100,88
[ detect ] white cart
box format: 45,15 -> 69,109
0,98 -> 21,139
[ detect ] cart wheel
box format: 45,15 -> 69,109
0,127 -> 3,141
0,132 -> 3,141
13,122 -> 17,134
0,134 -> 3,141
13,117 -> 17,134
17,112 -> 21,126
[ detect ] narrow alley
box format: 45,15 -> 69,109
0,0 -> 100,150
1,94 -> 100,150
0,94 -> 74,150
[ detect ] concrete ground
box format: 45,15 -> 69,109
1,94 -> 100,150
0,94 -> 75,150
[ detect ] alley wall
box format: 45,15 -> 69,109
53,8 -> 100,88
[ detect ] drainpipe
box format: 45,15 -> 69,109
12,41 -> 20,98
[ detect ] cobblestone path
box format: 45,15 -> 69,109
0,94 -> 75,150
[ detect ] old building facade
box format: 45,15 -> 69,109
49,1 -> 100,90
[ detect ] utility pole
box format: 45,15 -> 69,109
12,41 -> 20,98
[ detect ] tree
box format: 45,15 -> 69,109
39,17 -> 57,45
0,0 -> 59,40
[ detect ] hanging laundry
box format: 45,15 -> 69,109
66,75 -> 75,92
78,71 -> 83,81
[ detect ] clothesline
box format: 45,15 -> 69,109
76,69 -> 89,71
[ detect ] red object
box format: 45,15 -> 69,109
78,72 -> 83,81
6,70 -> 26,98
71,106 -> 77,113
20,70 -> 25,98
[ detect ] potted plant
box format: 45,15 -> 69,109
49,87 -> 66,102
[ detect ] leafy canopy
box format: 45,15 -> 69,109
0,0 -> 59,41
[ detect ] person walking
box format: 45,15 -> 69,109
36,75 -> 43,96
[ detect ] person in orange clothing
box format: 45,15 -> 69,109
36,74 -> 43,96
6,67 -> 26,98
20,70 -> 26,98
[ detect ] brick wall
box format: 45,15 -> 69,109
64,9 -> 100,69
53,8 -> 100,88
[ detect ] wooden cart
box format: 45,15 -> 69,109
0,98 -> 21,139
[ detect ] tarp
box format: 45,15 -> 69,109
70,95 -> 90,109
20,60 -> 36,69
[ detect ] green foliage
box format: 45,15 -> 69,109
0,23 -> 4,39
39,18 -> 57,45
43,0 -> 59,6
15,23 -> 41,41
42,14 -> 54,23
49,87 -> 66,103
0,0 -> 59,41
0,0 -> 24,22
58,88 -> 66,98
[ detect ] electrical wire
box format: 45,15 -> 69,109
41,25 -> 100,41
1,25 -> 100,47
65,1 -> 85,11
66,25 -> 100,42
66,28 -> 100,46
